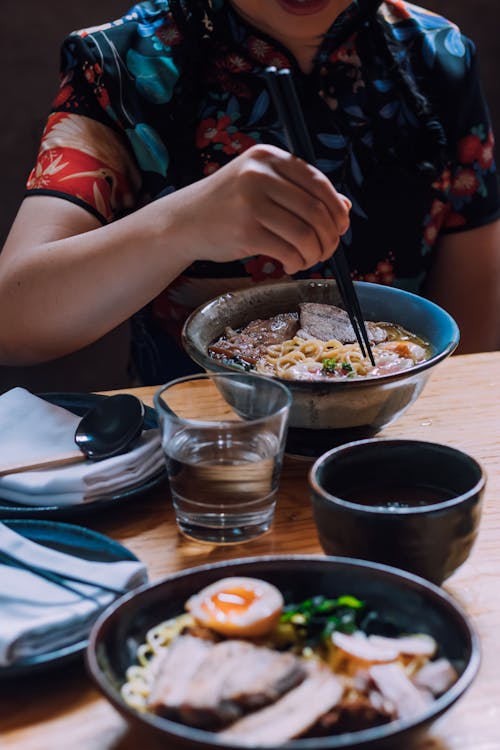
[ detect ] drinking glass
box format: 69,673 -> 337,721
154,373 -> 292,543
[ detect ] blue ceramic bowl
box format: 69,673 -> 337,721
86,555 -> 479,750
182,280 -> 459,456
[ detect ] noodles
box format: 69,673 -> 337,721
121,613 -> 195,711
255,331 -> 429,381
258,336 -> 372,379
208,308 -> 432,382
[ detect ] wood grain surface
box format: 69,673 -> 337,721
1,352 -> 499,750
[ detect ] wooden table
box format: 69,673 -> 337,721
2,351 -> 499,750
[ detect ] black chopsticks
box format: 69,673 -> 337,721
264,66 -> 375,366
0,549 -> 127,603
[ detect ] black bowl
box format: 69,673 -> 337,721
86,555 -> 479,750
310,439 -> 486,585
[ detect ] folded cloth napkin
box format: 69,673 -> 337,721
0,388 -> 165,506
0,522 -> 148,666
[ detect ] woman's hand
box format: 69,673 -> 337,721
0,144 -> 349,364
166,144 -> 351,275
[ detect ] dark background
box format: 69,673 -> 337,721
0,1 -> 498,391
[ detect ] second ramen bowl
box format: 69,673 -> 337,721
86,556 -> 479,750
182,280 -> 459,457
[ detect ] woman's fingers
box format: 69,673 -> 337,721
240,146 -> 350,267
181,144 -> 351,272
262,146 -> 351,235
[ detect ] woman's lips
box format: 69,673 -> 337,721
275,0 -> 332,16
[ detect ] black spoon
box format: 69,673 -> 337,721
74,394 -> 145,460
0,394 -> 145,475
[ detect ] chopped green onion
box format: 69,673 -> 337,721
336,595 -> 364,609
322,358 -> 338,374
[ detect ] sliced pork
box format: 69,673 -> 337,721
148,636 -> 306,729
413,658 -> 458,696
298,303 -> 387,344
368,633 -> 437,658
147,634 -> 213,716
208,313 -> 299,365
369,662 -> 433,721
219,662 -> 344,745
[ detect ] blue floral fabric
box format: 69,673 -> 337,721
26,0 -> 500,383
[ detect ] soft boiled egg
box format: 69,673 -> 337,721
185,577 -> 284,638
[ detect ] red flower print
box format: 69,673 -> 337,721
244,256 -> 285,282
450,168 -> 480,197
424,222 -> 439,247
458,134 -> 482,164
53,84 -> 74,108
83,62 -> 96,84
246,36 -> 290,68
247,37 -> 273,62
430,199 -> 446,219
375,259 -> 394,284
224,54 -> 251,73
157,22 -> 182,47
386,0 -> 412,19
96,86 -> 110,110
330,37 -> 361,67
444,212 -> 467,229
355,258 -> 395,285
203,161 -> 220,176
195,116 -> 232,148
221,131 -> 257,156
432,166 -> 451,192
265,51 -> 290,69
479,139 -> 495,170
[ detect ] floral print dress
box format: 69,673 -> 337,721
26,0 -> 500,383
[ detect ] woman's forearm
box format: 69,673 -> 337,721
0,145 -> 351,365
0,195 -> 196,364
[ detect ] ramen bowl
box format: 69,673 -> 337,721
86,555 -> 479,750
182,280 -> 459,457
310,439 -> 486,585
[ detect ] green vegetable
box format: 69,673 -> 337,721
322,359 -> 354,376
321,358 -> 338,374
281,594 -> 366,644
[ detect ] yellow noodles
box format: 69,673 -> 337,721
121,613 -> 195,711
257,336 -> 374,379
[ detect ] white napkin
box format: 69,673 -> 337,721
0,522 -> 148,666
0,388 -> 165,506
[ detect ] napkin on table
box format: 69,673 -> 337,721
0,522 -> 148,666
0,388 -> 165,506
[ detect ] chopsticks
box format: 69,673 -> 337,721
264,66 -> 376,366
0,549 -> 127,603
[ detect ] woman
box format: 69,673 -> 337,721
1,0 -> 499,383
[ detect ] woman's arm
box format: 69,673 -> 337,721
0,145 -> 350,365
424,219 -> 500,353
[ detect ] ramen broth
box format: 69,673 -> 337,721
338,484 -> 456,509
208,309 -> 432,382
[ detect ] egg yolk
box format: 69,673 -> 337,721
186,577 -> 284,638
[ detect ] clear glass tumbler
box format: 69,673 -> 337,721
154,372 -> 291,544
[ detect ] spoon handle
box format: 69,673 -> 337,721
0,450 -> 86,476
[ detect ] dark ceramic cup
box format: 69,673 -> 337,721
309,438 -> 485,585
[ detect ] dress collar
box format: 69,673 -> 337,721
217,0 -> 384,72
